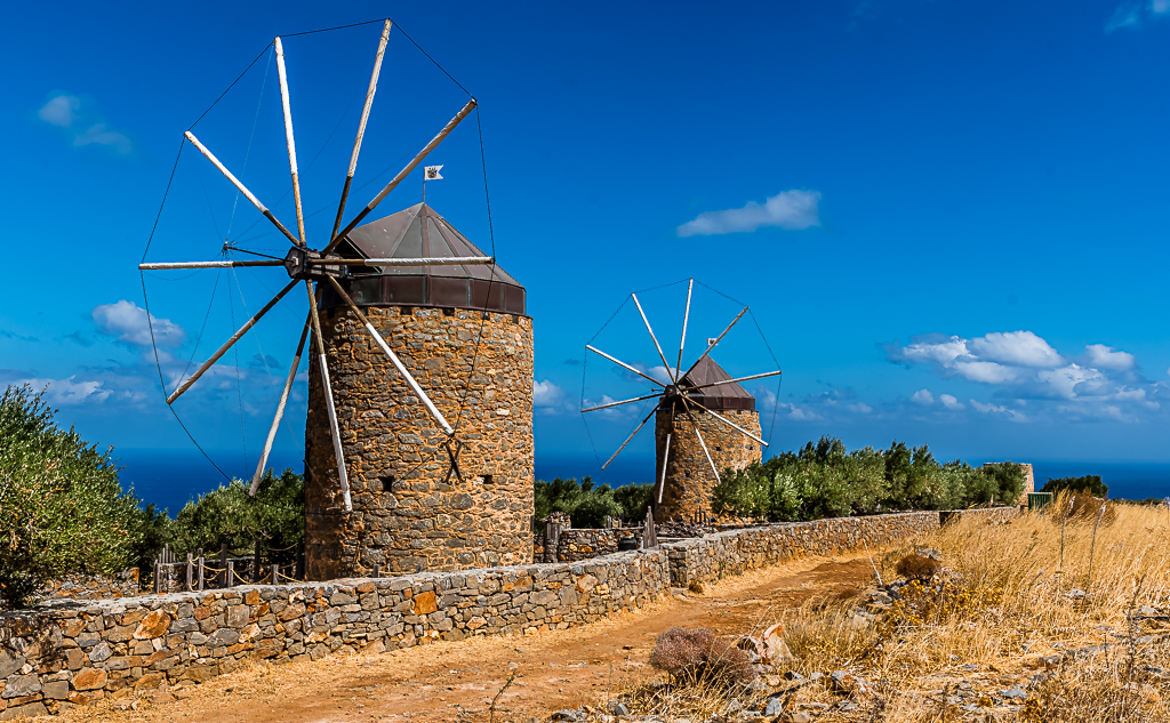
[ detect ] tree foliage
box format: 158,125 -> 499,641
534,477 -> 652,527
167,470 -> 304,555
0,386 -> 144,606
1042,475 -> 1108,497
712,436 -> 1025,522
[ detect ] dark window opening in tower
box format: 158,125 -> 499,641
481,474 -> 494,484
379,475 -> 396,492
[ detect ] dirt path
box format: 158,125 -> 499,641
62,553 -> 873,723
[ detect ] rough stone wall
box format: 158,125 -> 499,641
554,529 -> 639,562
36,570 -> 140,603
0,552 -> 668,718
306,305 -> 534,579
654,407 -> 761,522
0,507 -> 1017,717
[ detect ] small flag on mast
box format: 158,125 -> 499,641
424,165 -> 444,180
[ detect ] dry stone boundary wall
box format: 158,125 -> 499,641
0,507 -> 1014,718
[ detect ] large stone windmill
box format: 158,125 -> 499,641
582,279 -> 779,521
139,21 -> 534,579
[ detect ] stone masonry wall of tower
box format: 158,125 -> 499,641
305,305 -> 534,580
654,407 -> 762,522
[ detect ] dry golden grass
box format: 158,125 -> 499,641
613,498 -> 1170,721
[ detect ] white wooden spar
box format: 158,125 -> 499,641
683,395 -> 768,446
305,280 -> 352,511
249,317 -> 310,496
332,18 -> 392,240
675,278 -> 693,378
601,404 -> 659,471
325,277 -> 454,436
274,36 -> 307,247
585,345 -> 667,389
183,131 -> 301,247
679,306 -> 748,381
309,256 -> 494,267
166,280 -> 298,405
657,432 -> 671,504
631,293 -> 676,384
327,98 -> 478,252
688,369 -> 783,391
581,391 -> 662,413
140,260 -> 283,270
678,395 -> 722,485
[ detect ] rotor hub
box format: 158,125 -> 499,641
283,246 -> 348,281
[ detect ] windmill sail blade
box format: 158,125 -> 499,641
581,392 -> 662,413
657,432 -> 671,504
679,306 -> 748,381
685,395 -> 768,446
332,18 -> 392,240
326,277 -> 454,436
140,260 -> 283,270
327,98 -> 478,252
601,403 -> 659,471
675,278 -> 693,377
679,395 -> 722,485
631,293 -> 676,384
309,256 -> 493,267
687,369 -> 783,391
250,316 -> 310,496
306,280 -> 352,511
585,345 -> 667,388
274,36 -> 307,246
183,131 -> 301,247
166,280 -> 298,405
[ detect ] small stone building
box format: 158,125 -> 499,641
305,202 -> 534,579
654,357 -> 762,521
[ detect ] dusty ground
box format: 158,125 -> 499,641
55,553 -> 873,723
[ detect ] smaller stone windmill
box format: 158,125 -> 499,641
582,279 -> 780,520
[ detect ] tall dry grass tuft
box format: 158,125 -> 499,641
781,497 -> 1170,720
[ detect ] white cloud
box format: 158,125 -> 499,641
897,336 -> 969,367
93,300 -> 185,348
967,331 -> 1063,368
970,399 -> 1028,422
677,189 -> 821,237
938,393 -> 963,410
534,379 -> 565,409
648,365 -> 681,385
1107,0 -> 1170,30
1084,343 -> 1136,371
37,92 -> 132,154
16,376 -> 112,406
911,388 -> 934,405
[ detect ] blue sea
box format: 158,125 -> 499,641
114,448 -> 1170,514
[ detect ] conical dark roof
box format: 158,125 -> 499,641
680,357 -> 755,411
328,203 -> 525,315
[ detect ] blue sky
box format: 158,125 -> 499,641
3,0 -> 1170,498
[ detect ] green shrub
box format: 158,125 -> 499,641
168,469 -> 303,554
1042,475 -> 1108,497
0,385 -> 144,607
534,477 -> 652,526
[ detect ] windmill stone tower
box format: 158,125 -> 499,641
654,357 -> 761,522
305,202 -> 533,579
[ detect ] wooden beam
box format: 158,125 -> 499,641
274,37 -> 307,247
305,280 -> 352,512
184,131 -> 301,247
679,306 -> 748,381
675,278 -> 693,379
687,369 -> 783,391
325,276 -> 454,436
332,18 -> 392,240
684,395 -> 768,446
166,280 -> 298,405
585,345 -> 667,389
308,256 -> 493,267
631,292 -> 676,384
601,403 -> 659,471
657,432 -> 671,504
250,316 -> 310,496
581,391 -> 662,413
139,260 -> 283,270
327,98 -> 478,252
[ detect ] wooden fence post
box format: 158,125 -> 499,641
372,563 -> 380,578
185,553 -> 194,592
226,560 -> 235,588
197,550 -> 205,592
219,543 -> 228,587
153,560 -> 161,594
271,563 -> 279,585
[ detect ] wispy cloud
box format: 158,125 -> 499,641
93,300 -> 185,348
1106,0 -> 1170,31
888,330 -> 1158,422
37,92 -> 132,154
11,376 -> 112,406
677,190 -> 821,237
534,379 -> 567,412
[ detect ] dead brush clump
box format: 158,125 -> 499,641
894,553 -> 942,581
648,627 -> 753,685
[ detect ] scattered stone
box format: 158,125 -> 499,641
606,699 -> 630,716
1065,588 -> 1086,601
1000,687 -> 1027,701
764,697 -> 785,716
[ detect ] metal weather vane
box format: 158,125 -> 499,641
139,21 -> 486,511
